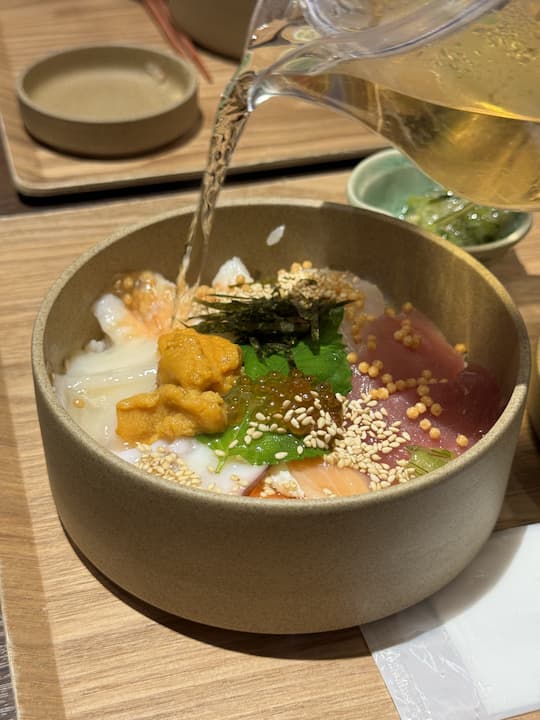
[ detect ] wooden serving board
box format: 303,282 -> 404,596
0,0 -> 385,197
0,170 -> 539,720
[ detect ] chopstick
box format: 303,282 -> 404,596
142,0 -> 213,83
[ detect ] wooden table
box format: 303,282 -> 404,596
1,0 -> 540,715
0,167 -> 539,720
0,0 -> 384,201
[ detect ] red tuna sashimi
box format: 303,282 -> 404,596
355,309 -> 465,383
362,365 -> 502,462
350,308 -> 503,461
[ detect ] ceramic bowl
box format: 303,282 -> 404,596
32,200 -> 530,634
347,149 -> 533,263
168,0 -> 257,60
17,44 -> 199,158
528,338 -> 540,439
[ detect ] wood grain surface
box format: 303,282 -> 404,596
0,0 -> 385,197
0,170 -> 539,720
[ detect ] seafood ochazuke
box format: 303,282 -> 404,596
55,252 -> 503,500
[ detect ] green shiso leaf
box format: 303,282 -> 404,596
241,344 -> 290,380
291,306 -> 351,395
198,419 -> 324,470
406,445 -> 456,477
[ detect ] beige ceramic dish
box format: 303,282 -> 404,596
528,338 -> 540,438
17,45 -> 199,158
168,0 -> 256,59
32,200 -> 530,634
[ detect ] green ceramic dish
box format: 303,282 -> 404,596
347,149 -> 532,263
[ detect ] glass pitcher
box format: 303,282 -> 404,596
239,0 -> 540,209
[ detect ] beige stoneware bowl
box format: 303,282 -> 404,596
168,0 -> 257,59
32,200 -> 530,634
17,45 -> 199,158
529,337 -> 540,438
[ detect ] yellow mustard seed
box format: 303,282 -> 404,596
387,382 -> 397,394
421,395 -> 433,407
429,427 -> 441,440
431,403 -> 443,417
417,384 -> 430,397
406,407 -> 419,420
381,373 -> 393,384
368,365 -> 380,378
456,434 -> 469,448
415,402 -> 427,414
347,351 -> 358,364
385,306 -> 396,317
402,301 -> 413,313
358,361 -> 370,374
395,379 -> 407,392
455,343 -> 467,354
419,418 -> 432,431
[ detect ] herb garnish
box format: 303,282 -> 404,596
193,287 -> 352,467
192,288 -> 346,356
199,417 -> 325,471
197,370 -> 340,469
406,445 -> 456,476
191,289 -> 352,395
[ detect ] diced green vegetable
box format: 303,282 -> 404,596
401,190 -> 514,247
406,445 -> 456,476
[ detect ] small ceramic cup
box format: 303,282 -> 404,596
347,149 -> 532,263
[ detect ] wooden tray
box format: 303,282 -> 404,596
0,0 -> 385,197
1,170 -> 539,720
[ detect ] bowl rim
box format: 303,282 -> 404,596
347,149 -> 533,249
31,198 -> 531,516
16,43 -> 199,126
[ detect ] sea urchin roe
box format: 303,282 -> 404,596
158,327 -> 242,394
116,328 -> 242,443
117,384 -> 228,443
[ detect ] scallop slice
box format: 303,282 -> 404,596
116,438 -> 266,496
56,338 -> 158,448
212,257 -> 253,288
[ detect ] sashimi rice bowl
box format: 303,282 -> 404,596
32,200 -> 529,633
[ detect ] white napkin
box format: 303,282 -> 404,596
361,523 -> 540,720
